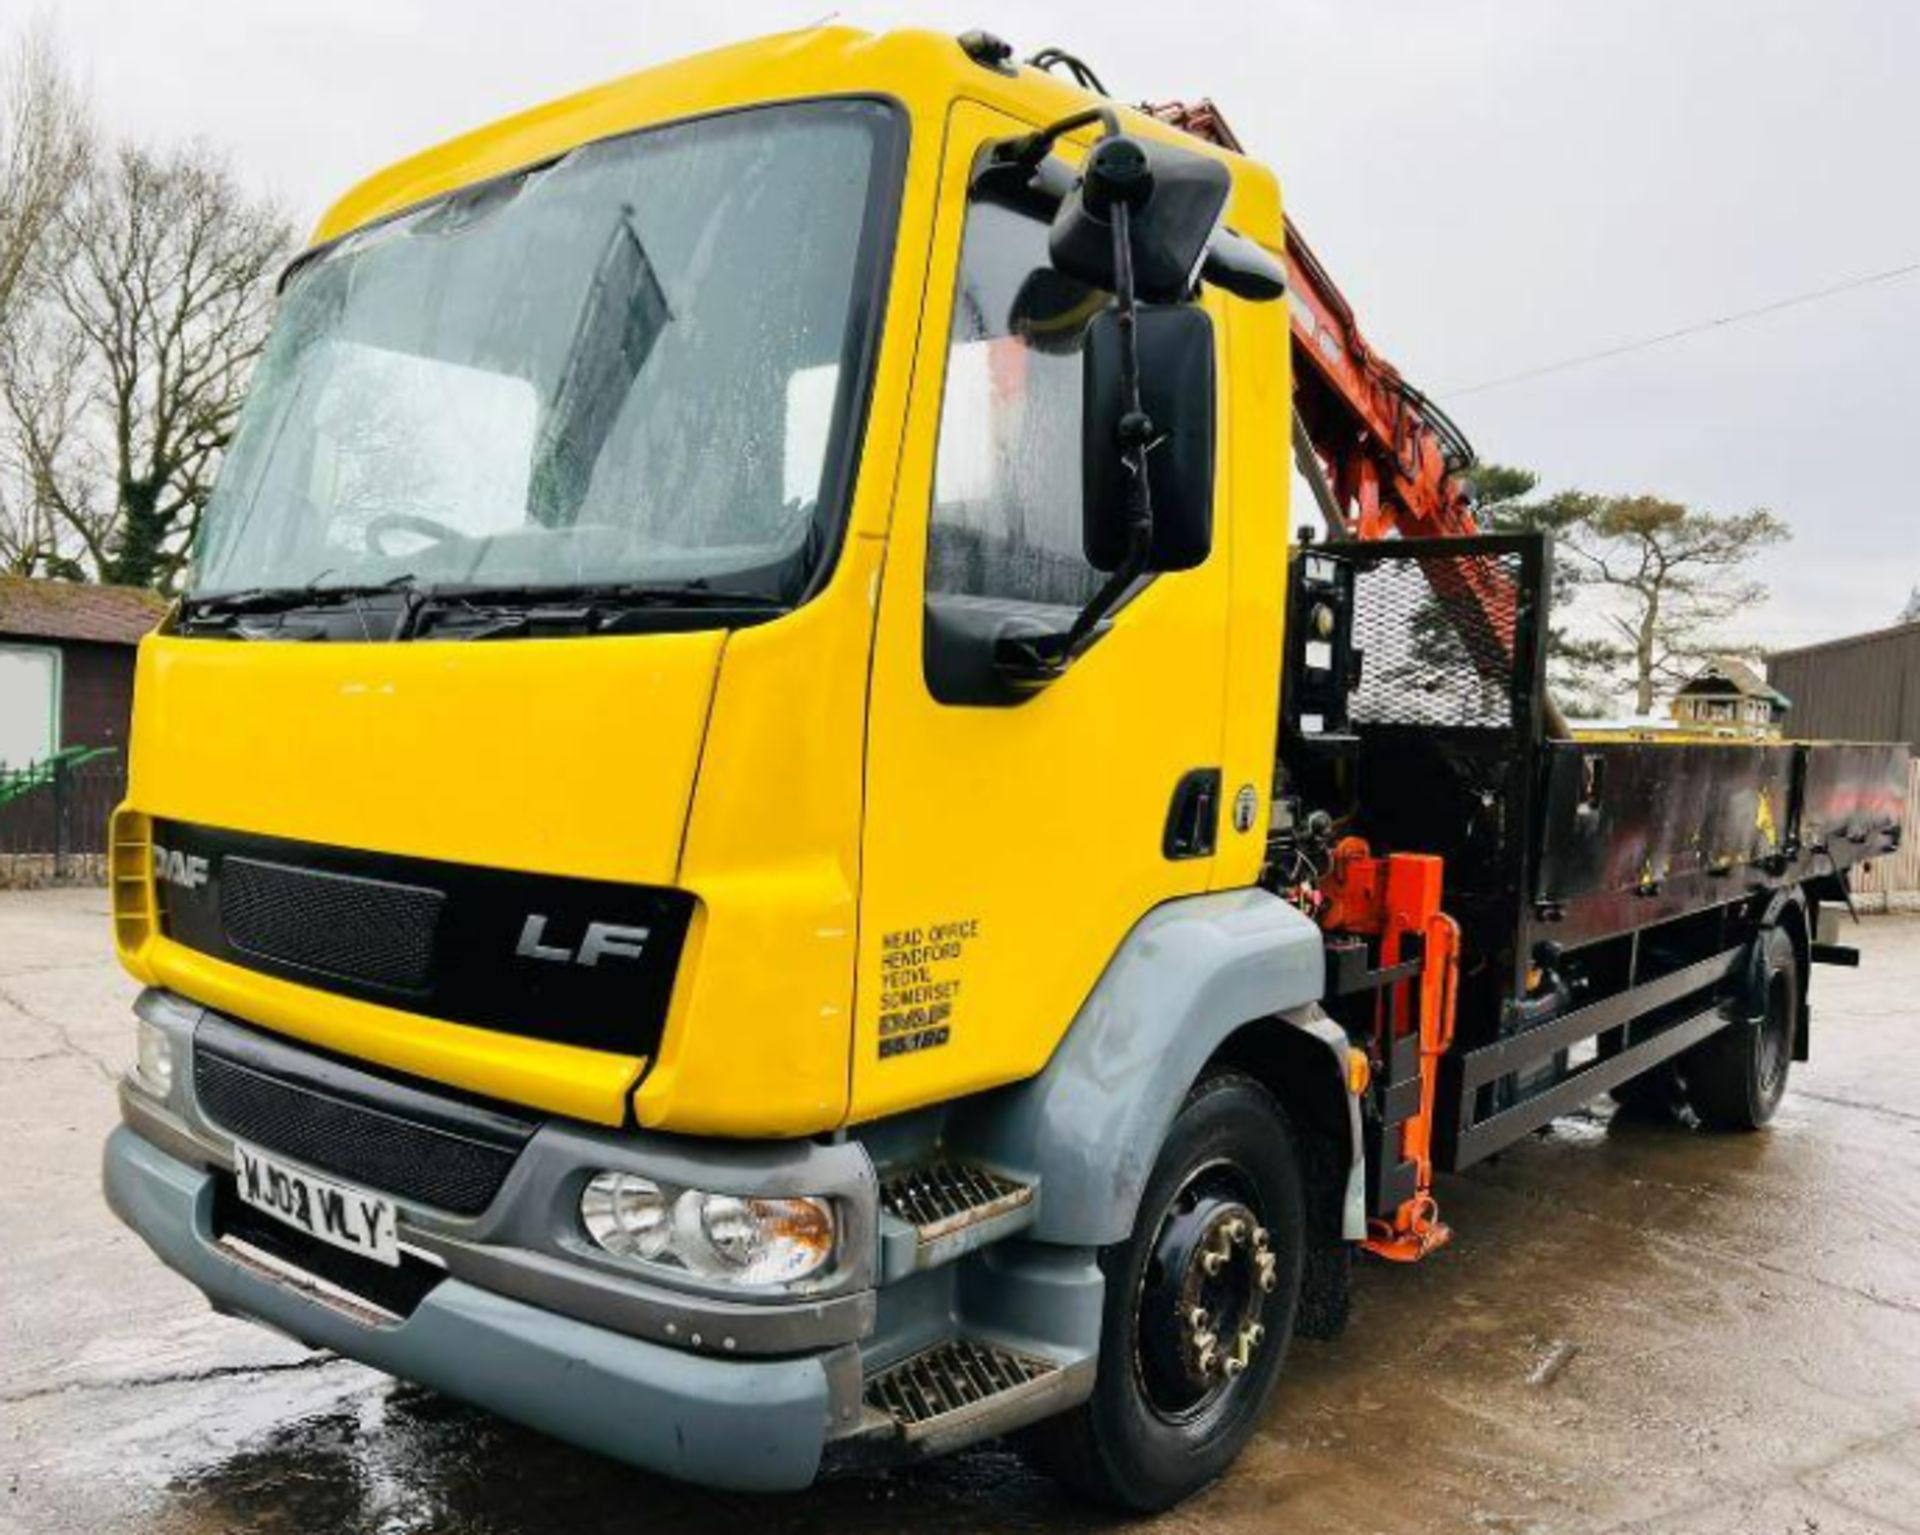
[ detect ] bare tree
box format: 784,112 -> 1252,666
0,18 -> 91,576
0,302 -> 91,576
20,142 -> 293,590
1544,493 -> 1789,715
0,18 -> 89,329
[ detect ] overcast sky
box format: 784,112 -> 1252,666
41,0 -> 1920,652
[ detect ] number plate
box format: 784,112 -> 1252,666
231,1141 -> 399,1267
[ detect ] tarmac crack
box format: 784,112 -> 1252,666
0,956 -> 125,981
0,979 -> 119,1083
0,1354 -> 350,1407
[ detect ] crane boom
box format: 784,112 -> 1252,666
1146,96 -> 1569,731
1144,99 -> 1480,542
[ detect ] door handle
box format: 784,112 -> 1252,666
1164,769 -> 1222,860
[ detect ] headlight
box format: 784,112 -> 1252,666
675,1192 -> 836,1285
578,1175 -> 836,1286
134,1016 -> 174,1098
579,1173 -> 671,1261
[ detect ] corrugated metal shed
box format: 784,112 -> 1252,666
1767,622 -> 1920,752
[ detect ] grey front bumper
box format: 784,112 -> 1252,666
104,1125 -> 836,1491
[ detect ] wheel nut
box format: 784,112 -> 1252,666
1187,1306 -> 1210,1331
1244,1323 -> 1266,1348
1252,1226 -> 1271,1252
1225,1219 -> 1247,1244
1222,1355 -> 1246,1379
1202,1249 -> 1227,1276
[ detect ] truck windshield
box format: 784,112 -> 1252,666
191,100 -> 899,608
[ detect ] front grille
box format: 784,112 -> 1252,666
866,1340 -> 1057,1429
220,857 -> 442,994
880,1162 -> 1031,1233
152,820 -> 696,1056
193,1021 -> 533,1215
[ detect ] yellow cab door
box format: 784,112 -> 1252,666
852,100 -> 1244,1123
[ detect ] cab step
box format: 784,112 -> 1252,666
864,1337 -> 1083,1454
877,1161 -> 1036,1276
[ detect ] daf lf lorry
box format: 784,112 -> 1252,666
103,27 -> 1908,1509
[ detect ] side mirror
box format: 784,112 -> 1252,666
1049,135 -> 1231,304
1083,305 -> 1215,573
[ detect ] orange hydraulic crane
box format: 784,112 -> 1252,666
1147,98 -> 1498,1262
1145,98 -> 1481,544
1147,98 -> 1566,733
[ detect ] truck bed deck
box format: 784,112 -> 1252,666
1282,533 -> 1908,1175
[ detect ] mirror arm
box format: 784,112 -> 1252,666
993,541 -> 1146,681
995,197 -> 1156,685
1108,197 -> 1156,547
994,105 -> 1122,172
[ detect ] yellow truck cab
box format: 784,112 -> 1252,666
102,24 -> 1906,1510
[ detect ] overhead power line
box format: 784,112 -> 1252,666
1448,257 -> 1920,399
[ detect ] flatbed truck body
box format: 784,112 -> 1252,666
101,27 -> 1906,1509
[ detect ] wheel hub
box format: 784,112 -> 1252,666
1138,1189 -> 1275,1415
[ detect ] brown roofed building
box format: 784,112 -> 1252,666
0,577 -> 165,772
1670,657 -> 1791,738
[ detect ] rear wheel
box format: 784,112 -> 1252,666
1684,924 -> 1798,1130
1608,1060 -> 1687,1120
1017,1070 -> 1306,1511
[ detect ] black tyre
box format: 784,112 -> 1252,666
1608,1060 -> 1687,1120
1017,1070 -> 1306,1511
1684,924 -> 1798,1130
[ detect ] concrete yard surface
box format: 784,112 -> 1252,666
3,886 -> 1919,1534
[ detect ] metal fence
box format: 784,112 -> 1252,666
0,751 -> 127,887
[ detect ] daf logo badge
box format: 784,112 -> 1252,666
515,914 -> 651,968
1232,785 -> 1259,835
151,845 -> 211,890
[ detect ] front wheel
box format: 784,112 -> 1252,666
1684,924 -> 1799,1130
1017,1070 -> 1307,1511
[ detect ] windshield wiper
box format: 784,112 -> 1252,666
418,580 -> 786,609
180,574 -> 422,639
184,573 -> 420,619
411,582 -> 790,641
181,577 -> 789,641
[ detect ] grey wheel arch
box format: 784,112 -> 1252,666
950,889 -> 1363,1247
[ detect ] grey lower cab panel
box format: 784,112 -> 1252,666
104,1125 -> 840,1491
128,990 -> 880,1356
843,1237 -> 1104,1464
